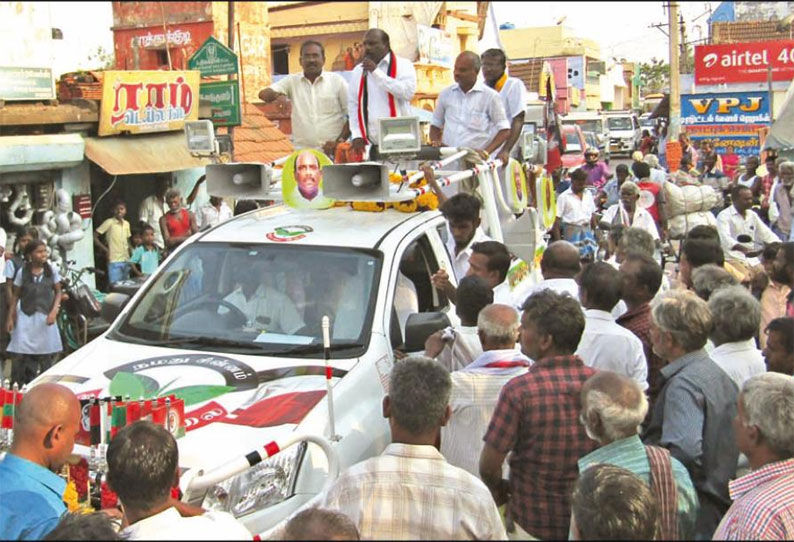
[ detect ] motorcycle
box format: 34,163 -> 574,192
58,261 -> 110,352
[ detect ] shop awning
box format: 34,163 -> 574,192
0,134 -> 84,174
84,132 -> 209,175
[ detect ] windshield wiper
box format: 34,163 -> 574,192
266,341 -> 365,356
144,335 -> 268,352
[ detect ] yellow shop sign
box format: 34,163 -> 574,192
98,70 -> 200,136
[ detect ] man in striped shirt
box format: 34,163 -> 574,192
713,373 -> 794,540
441,304 -> 531,477
321,356 -> 506,540
578,371 -> 698,539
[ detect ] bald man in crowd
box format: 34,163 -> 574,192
523,240 -> 582,301
0,384 -> 81,540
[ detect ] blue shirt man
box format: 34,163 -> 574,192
0,453 -> 67,539
0,383 -> 81,540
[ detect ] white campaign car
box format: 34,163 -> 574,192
34,202 -> 526,534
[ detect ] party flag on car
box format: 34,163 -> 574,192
126,400 -> 141,424
110,402 -> 127,440
90,400 -> 101,446
167,398 -> 186,439
150,403 -> 167,428
2,389 -> 20,429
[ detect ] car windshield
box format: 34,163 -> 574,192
608,117 -> 633,130
111,243 -> 382,358
564,131 -> 582,152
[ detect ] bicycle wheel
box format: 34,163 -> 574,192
57,312 -> 81,352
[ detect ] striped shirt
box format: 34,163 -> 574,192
321,443 -> 507,540
578,435 -> 699,539
713,458 -> 794,540
442,349 -> 531,477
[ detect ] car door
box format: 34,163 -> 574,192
384,219 -> 457,353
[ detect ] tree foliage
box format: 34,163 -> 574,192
638,58 -> 670,95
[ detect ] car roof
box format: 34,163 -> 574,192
198,204 -> 440,249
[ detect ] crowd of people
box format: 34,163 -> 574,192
1,26 -> 793,542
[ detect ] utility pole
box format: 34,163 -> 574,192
669,1 -> 681,139
227,1 -> 235,160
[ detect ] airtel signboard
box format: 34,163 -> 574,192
695,40 -> 794,84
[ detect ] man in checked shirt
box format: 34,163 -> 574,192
479,289 -> 598,540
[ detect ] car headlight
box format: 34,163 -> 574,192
202,442 -> 306,517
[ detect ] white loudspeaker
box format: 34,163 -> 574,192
206,163 -> 273,199
322,163 -> 390,201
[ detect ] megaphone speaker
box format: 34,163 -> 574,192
206,163 -> 272,199
322,162 -> 390,201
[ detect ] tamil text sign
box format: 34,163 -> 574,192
681,91 -> 770,126
685,124 -> 765,157
198,80 -> 241,127
98,71 -> 200,137
694,41 -> 794,84
188,36 -> 238,77
0,67 -> 54,100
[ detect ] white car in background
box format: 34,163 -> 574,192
605,111 -> 641,156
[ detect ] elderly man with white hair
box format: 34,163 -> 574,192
601,181 -> 660,241
642,153 -> 668,186
578,371 -> 698,539
642,289 -> 739,539
708,285 -> 765,389
441,304 -> 531,477
713,373 -> 794,540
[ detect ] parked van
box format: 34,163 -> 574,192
561,111 -> 610,161
605,111 -> 641,156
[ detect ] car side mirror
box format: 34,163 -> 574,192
404,312 -> 451,353
101,292 -> 131,324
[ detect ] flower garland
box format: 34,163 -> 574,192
348,172 -> 439,213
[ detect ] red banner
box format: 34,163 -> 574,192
695,41 -> 794,84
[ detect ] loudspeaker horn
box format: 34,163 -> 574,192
322,162 -> 391,201
205,163 -> 273,199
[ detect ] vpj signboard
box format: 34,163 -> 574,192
682,91 -> 770,158
681,91 -> 770,126
98,71 -> 200,137
695,41 -> 794,84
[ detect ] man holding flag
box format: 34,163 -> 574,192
348,29 -> 417,155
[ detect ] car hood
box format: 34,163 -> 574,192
561,154 -> 585,168
35,337 -> 354,470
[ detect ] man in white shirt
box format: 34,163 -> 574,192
442,304 -> 531,477
348,29 -> 416,152
196,196 -> 233,230
259,40 -> 349,155
139,175 -> 170,250
321,356 -> 506,540
601,181 -> 659,241
107,421 -> 252,541
221,267 -> 304,335
431,192 -> 491,291
430,51 -> 510,159
523,240 -> 582,301
553,169 -> 598,259
575,262 -> 648,390
481,48 -> 526,166
716,185 -> 779,282
425,275 -> 490,372
707,285 -> 765,390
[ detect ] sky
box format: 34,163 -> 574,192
490,1 -> 716,64
48,1 -> 716,76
